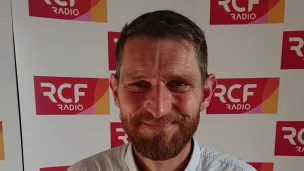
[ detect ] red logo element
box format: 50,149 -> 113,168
210,0 -> 285,25
110,122 -> 129,148
34,76 -> 110,115
40,166 -> 70,171
281,30 -> 304,69
0,121 -> 4,160
28,0 -> 107,22
247,162 -> 274,171
275,121 -> 304,156
108,32 -> 121,70
206,78 -> 280,114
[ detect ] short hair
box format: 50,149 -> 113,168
115,10 -> 208,83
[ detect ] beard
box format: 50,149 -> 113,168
120,109 -> 200,161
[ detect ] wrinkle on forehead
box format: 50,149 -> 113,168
120,36 -> 199,81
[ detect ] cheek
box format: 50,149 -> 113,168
118,89 -> 144,113
175,93 -> 200,115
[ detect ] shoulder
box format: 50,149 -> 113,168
198,144 -> 257,171
67,144 -> 130,171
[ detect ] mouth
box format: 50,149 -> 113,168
142,122 -> 173,129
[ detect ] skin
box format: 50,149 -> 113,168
110,36 -> 217,171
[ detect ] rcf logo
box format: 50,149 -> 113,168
28,0 -> 107,22
206,78 -> 280,114
247,162 -> 274,171
281,30 -> 304,69
0,121 -> 4,160
108,32 -> 121,70
111,122 -> 129,148
275,121 -> 304,156
210,0 -> 285,25
34,76 -> 110,115
40,166 -> 70,171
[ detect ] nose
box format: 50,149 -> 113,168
143,82 -> 173,118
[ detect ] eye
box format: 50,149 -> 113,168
167,80 -> 188,92
127,80 -> 151,93
132,80 -> 150,88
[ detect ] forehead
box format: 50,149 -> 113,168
120,36 -> 200,78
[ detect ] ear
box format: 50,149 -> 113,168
110,73 -> 120,108
200,74 -> 217,111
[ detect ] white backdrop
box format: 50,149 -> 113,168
0,0 -> 23,170
6,0 -> 304,171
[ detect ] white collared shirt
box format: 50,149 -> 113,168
67,139 -> 257,171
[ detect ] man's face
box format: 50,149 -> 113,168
110,36 -> 216,160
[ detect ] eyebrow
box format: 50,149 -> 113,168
122,69 -> 197,83
122,69 -> 154,81
166,73 -> 197,84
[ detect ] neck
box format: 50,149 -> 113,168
133,140 -> 193,171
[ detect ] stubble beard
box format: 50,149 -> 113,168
120,109 -> 200,161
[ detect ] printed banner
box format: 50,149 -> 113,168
110,122 -> 129,148
34,76 -> 110,115
210,0 -> 285,25
28,0 -> 107,22
108,31 -> 121,71
40,166 -> 70,171
247,162 -> 274,171
275,121 -> 304,156
281,30 -> 304,69
206,77 -> 280,114
0,121 -> 4,160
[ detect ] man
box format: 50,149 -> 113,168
67,10 -> 257,171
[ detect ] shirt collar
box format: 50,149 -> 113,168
125,138 -> 201,171
125,143 -> 139,171
184,138 -> 201,171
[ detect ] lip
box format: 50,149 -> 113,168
142,122 -> 172,129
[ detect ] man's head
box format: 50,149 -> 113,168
110,10 -> 216,161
